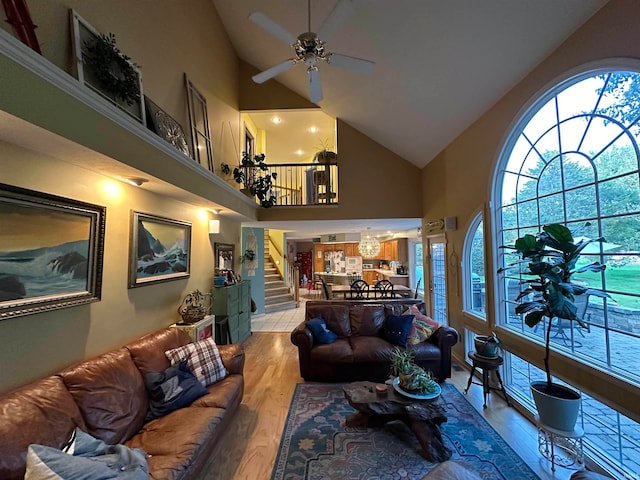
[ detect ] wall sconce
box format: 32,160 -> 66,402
208,219 -> 220,234
123,177 -> 148,187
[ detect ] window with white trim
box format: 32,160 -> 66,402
463,213 -> 486,319
494,68 -> 640,477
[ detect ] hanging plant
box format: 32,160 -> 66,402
83,32 -> 140,106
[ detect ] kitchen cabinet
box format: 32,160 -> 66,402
380,239 -> 408,263
314,244 -> 324,273
362,270 -> 378,284
344,242 -> 358,256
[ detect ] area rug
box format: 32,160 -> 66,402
270,382 -> 540,480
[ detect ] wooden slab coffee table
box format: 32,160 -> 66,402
343,381 -> 451,462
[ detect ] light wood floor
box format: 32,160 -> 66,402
201,332 -> 579,479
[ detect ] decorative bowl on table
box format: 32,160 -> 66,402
393,377 -> 441,400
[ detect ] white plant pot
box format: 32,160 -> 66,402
530,381 -> 581,433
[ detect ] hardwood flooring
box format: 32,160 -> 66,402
200,332 -> 579,479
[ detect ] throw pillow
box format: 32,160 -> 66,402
306,317 -> 338,344
403,305 -> 442,345
383,315 -> 414,347
165,337 -> 228,387
144,360 -> 208,421
25,428 -> 148,480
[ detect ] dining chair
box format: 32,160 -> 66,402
374,279 -> 395,298
345,279 -> 369,299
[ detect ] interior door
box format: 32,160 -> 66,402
425,235 -> 447,325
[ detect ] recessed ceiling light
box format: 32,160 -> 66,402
309,126 -> 318,133
295,149 -> 304,156
271,116 -> 282,124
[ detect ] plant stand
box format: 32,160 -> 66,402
464,352 -> 511,408
536,415 -> 585,472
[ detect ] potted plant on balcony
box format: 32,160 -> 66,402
501,223 -> 608,432
313,139 -> 337,164
221,152 -> 277,207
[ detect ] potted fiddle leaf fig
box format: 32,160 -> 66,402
501,222 -> 608,432
222,152 -> 278,207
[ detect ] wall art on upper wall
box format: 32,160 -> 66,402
185,73 -> 214,171
70,10 -> 145,124
0,183 -> 106,320
129,211 -> 191,288
144,96 -> 191,158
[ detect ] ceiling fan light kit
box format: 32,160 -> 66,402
249,0 -> 374,103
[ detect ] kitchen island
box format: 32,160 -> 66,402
314,270 -> 410,288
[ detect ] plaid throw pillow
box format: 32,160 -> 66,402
165,337 -> 227,387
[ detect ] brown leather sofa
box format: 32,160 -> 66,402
291,300 -> 459,383
0,327 -> 244,480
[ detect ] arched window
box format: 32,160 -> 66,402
495,68 -> 640,384
462,212 -> 486,319
493,67 -> 640,477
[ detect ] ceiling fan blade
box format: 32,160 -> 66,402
317,0 -> 356,40
326,53 -> 374,74
252,59 -> 296,84
249,12 -> 297,45
308,67 -> 323,103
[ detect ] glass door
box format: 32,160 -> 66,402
426,235 -> 447,325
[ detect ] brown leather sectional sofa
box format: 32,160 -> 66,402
291,299 -> 459,383
0,327 -> 244,480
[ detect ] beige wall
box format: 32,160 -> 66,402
422,0 -> 640,421
0,140 -> 245,394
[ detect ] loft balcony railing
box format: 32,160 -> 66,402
258,163 -> 339,207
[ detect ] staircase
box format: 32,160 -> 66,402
264,231 -> 296,313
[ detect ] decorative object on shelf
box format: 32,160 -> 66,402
500,222 -> 609,432
473,332 -> 501,358
71,11 -> 144,123
2,0 -> 42,54
128,211 -> 191,288
389,347 -> 439,397
358,227 -> 381,258
144,96 -> 190,157
243,229 -> 258,276
0,183 -> 105,320
177,290 -> 211,324
222,152 -> 278,208
184,73 -> 213,171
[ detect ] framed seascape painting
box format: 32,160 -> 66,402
0,184 -> 105,320
129,211 -> 191,288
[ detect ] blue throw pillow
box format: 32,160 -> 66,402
306,317 -> 338,344
384,315 -> 414,347
144,360 -> 209,421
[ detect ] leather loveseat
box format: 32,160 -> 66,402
0,327 -> 244,480
291,299 -> 459,383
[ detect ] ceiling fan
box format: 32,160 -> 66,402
249,0 -> 375,103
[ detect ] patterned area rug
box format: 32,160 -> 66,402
271,382 -> 540,480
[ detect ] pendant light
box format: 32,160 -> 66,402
358,228 -> 380,258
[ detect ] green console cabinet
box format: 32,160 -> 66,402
211,280 -> 251,344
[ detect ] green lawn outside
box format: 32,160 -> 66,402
576,263 -> 640,309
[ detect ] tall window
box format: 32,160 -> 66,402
463,213 -> 486,319
496,69 -> 640,383
494,68 -> 640,476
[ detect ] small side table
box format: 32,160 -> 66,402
171,315 -> 214,342
464,352 -> 511,408
536,416 -> 585,472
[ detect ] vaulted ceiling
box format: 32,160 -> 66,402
215,0 -> 607,169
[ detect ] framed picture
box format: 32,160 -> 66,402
129,211 -> 191,288
0,183 -> 105,320
144,96 -> 191,157
70,10 -> 145,124
214,242 -> 234,272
